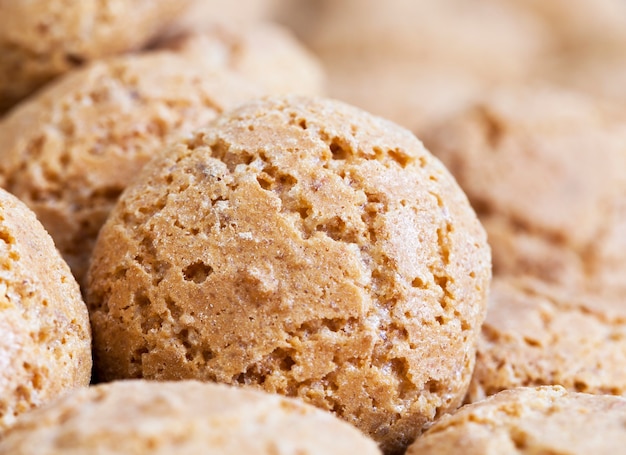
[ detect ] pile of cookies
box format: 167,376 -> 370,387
0,1 -> 625,454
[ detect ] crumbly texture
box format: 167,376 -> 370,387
160,21 -> 325,97
0,50 -> 261,288
423,85 -> 626,296
286,0 -> 551,134
87,96 -> 491,454
407,386 -> 626,455
467,276 -> 626,402
0,0 -> 192,113
0,189 -> 91,432
0,380 -> 382,454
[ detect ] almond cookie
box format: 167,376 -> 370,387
87,96 -> 491,453
0,22 -> 325,289
161,22 -> 325,97
467,276 -> 626,403
407,386 -> 626,455
0,50 -> 261,289
0,380 -> 381,454
0,0 -> 192,113
423,85 -> 626,296
0,188 -> 91,432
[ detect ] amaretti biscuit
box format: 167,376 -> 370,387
407,386 -> 626,455
423,85 -> 626,296
87,96 -> 491,453
468,276 -> 626,402
0,0 -> 192,112
161,22 -> 325,97
0,188 -> 91,431
0,380 -> 382,454
0,50 -> 261,288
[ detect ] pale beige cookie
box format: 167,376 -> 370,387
0,50 -> 261,289
467,276 -> 626,403
423,85 -> 626,296
407,386 -> 626,455
162,22 -> 325,97
0,188 -> 91,432
0,0 -> 192,113
0,380 -> 382,454
506,0 -> 626,53
166,0 -> 274,35
87,96 -> 491,454
289,0 -> 552,134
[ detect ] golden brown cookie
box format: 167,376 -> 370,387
161,22 -> 325,97
0,50 -> 261,289
407,386 -> 626,455
468,276 -> 626,402
87,96 -> 491,454
0,380 -> 382,454
423,85 -> 626,296
288,0 -> 552,134
0,188 -> 91,432
0,0 -> 192,113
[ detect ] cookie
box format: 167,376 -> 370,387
423,85 -> 626,296
288,0 -> 551,134
506,0 -> 626,54
0,380 -> 382,454
467,276 -> 626,402
0,50 -> 262,289
165,0 -> 274,35
407,386 -> 626,455
0,188 -> 91,431
0,0 -> 192,113
86,96 -> 491,453
161,22 -> 325,97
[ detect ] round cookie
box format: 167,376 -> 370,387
0,50 -> 261,288
422,85 -> 626,296
87,96 -> 491,453
0,0 -> 192,113
467,276 -> 626,403
0,380 -> 382,454
161,22 -> 325,97
0,188 -> 91,431
407,386 -> 626,455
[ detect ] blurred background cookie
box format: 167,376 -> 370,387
0,23 -> 324,289
160,21 -> 325,97
407,386 -> 626,454
423,85 -> 626,297
275,0 -> 553,136
0,0 -> 193,113
468,276 -> 626,403
0,188 -> 91,431
87,96 -> 491,453
0,380 -> 382,454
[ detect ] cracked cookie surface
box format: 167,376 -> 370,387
423,85 -> 626,296
0,188 -> 91,431
0,0 -> 191,112
87,96 -> 491,454
407,386 -> 626,455
467,276 -> 626,402
0,380 -> 381,454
